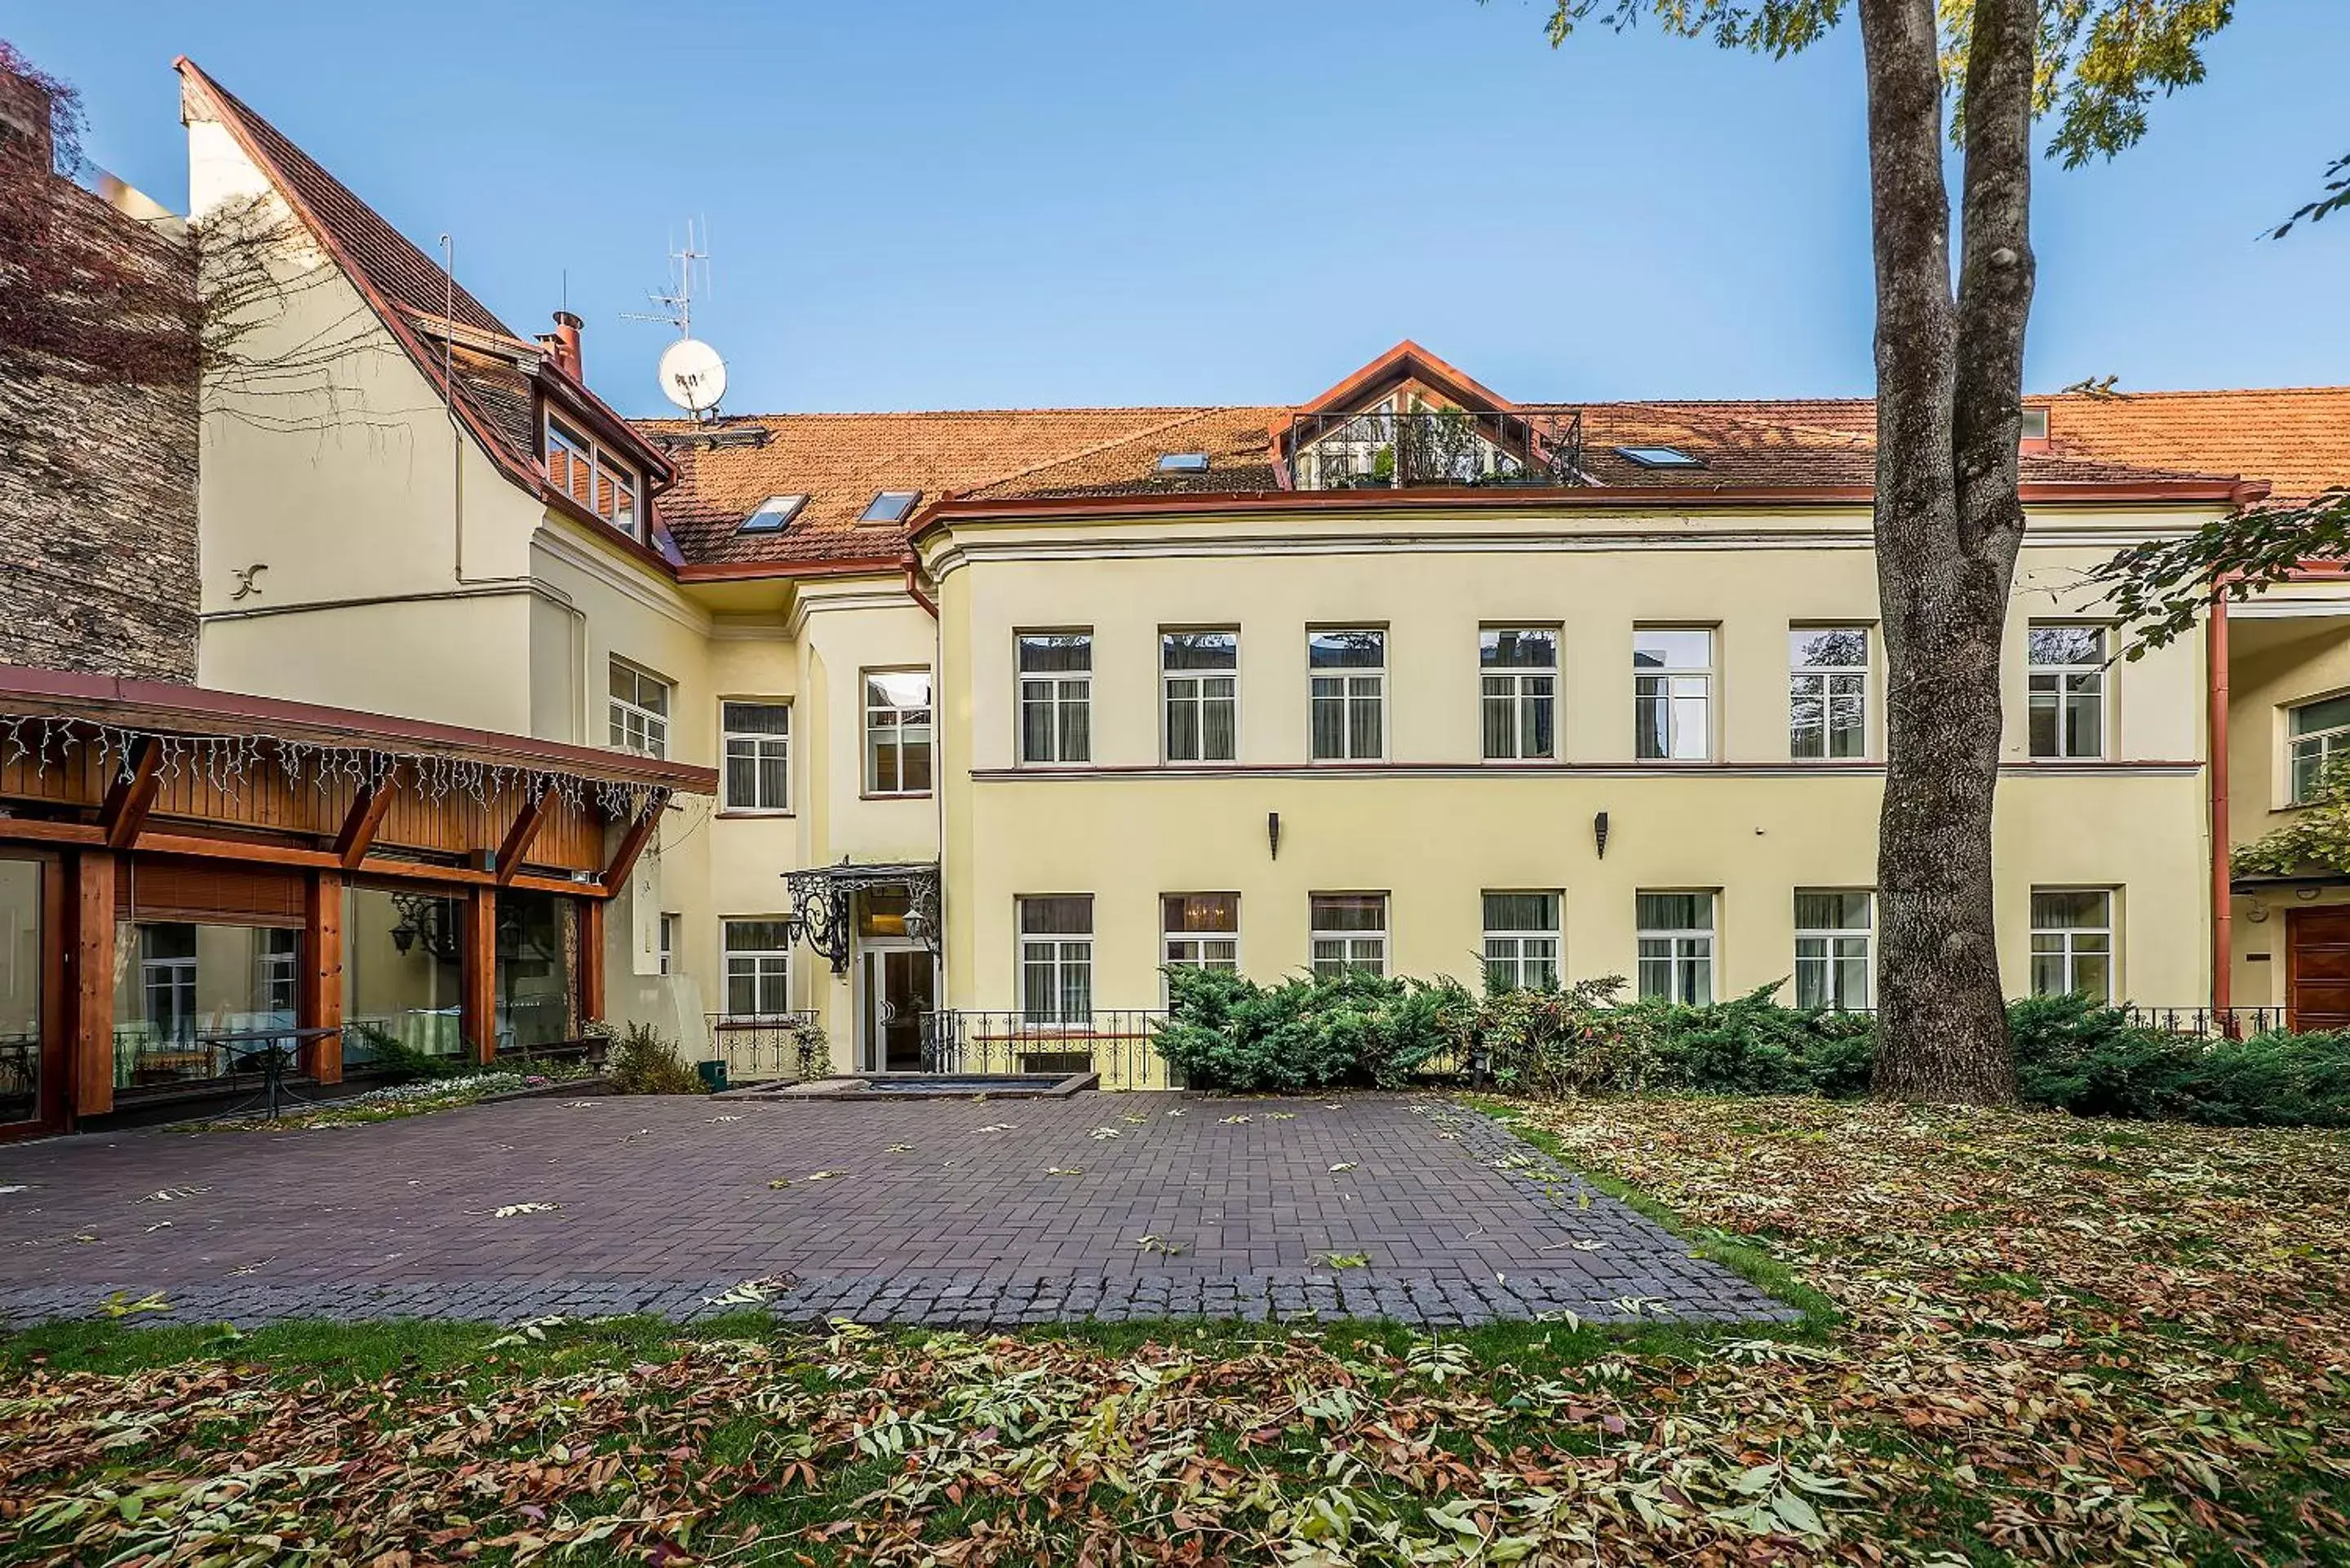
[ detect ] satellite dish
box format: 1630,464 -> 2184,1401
658,338 -> 727,416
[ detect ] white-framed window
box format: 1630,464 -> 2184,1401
1481,628 -> 1558,760
658,913 -> 681,976
1789,627 -> 1869,760
607,658 -> 671,759
1636,891 -> 1715,1003
1162,893 -> 1239,972
2030,888 -> 2114,1001
721,701 -> 790,813
1018,633 -> 1093,764
1794,890 -> 1872,1011
1019,896 -> 1093,1023
1310,893 -> 1387,978
1482,891 -> 1561,993
2027,624 -> 2108,760
864,670 -> 933,795
545,414 -> 641,539
1164,630 -> 1238,763
256,927 -> 299,1017
1310,629 -> 1386,761
1634,627 -> 1714,760
2288,693 -> 2350,804
721,919 -> 793,1017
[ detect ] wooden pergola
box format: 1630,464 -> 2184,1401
0,667 -> 714,1136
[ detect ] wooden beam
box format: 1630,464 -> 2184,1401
98,738 -> 162,849
578,896 -> 606,1025
304,870 -> 344,1083
0,819 -> 104,848
335,768 -> 399,868
73,851 -> 116,1118
494,785 -> 558,885
463,884 -> 498,1065
125,831 -> 610,900
601,799 -> 664,894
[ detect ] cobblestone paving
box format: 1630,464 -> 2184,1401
0,1093 -> 1796,1329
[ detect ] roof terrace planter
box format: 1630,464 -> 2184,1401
1285,408 -> 1585,491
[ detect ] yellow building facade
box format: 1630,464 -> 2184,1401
172,63 -> 2350,1082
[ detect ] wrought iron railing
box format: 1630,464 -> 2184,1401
2122,1005 -> 2288,1039
706,1011 -> 828,1083
920,1010 -> 1178,1090
1288,409 -> 1583,490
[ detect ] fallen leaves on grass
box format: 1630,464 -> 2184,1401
4,1097 -> 2343,1567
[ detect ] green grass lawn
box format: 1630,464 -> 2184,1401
2,1094 -> 2343,1565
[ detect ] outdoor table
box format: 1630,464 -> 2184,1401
200,1025 -> 341,1122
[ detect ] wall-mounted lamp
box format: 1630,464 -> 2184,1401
1593,811 -> 1610,860
1266,811 -> 1281,860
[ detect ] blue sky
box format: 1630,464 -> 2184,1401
16,2 -> 2348,417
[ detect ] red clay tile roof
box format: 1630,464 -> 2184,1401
2036,387 -> 2350,503
173,60 -> 672,525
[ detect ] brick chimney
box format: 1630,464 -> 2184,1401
543,309 -> 583,381
0,56 -> 57,175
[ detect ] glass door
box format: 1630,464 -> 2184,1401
0,857 -> 60,1136
860,948 -> 935,1072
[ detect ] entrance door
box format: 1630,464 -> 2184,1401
860,948 -> 936,1072
2288,906 -> 2350,1031
0,855 -> 65,1141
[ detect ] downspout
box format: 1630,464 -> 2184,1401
904,550 -> 945,1013
2208,587 -> 2231,1016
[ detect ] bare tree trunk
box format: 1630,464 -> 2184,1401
1860,0 -> 2034,1104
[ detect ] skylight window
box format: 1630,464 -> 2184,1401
739,494 -> 808,534
1156,452 -> 1212,473
858,489 -> 921,524
1614,445 -> 1707,470
2020,407 -> 2051,441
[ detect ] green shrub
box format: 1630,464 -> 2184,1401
606,1023 -> 707,1096
1155,967 -> 1462,1092
1458,978 -> 1873,1098
347,1023 -> 469,1085
2011,994 -> 2350,1127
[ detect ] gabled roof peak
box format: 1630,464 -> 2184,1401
1296,339 -> 1519,416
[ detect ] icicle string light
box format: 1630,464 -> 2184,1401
0,712 -> 672,824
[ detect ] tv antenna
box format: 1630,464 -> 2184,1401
627,219 -> 729,419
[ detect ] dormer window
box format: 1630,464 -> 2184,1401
2021,407 -> 2051,443
858,489 -> 921,525
545,414 -> 641,539
740,494 -> 808,534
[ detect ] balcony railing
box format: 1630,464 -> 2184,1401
706,1011 -> 828,1083
1288,409 -> 1583,491
920,1009 -> 1178,1090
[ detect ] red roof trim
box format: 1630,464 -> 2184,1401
914,476 -> 2259,533
674,555 -> 914,584
1295,339 -> 1519,415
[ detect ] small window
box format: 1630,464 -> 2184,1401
1310,893 -> 1387,978
1164,630 -> 1239,764
658,913 -> 681,977
721,701 -> 791,812
1789,627 -> 1869,760
2290,694 -> 2350,804
864,671 -> 933,795
1615,445 -> 1706,469
1020,896 -> 1094,1023
2021,407 -> 2051,442
1018,632 -> 1093,764
2027,624 -> 2108,760
1156,452 -> 1211,472
608,658 -> 671,759
1483,892 -> 1561,994
1309,629 -> 1386,761
1480,628 -> 1558,760
2030,889 -> 2113,1002
1634,628 -> 1714,761
721,919 -> 794,1017
1163,893 -> 1239,972
1794,890 -> 1871,1011
1636,891 -> 1714,1004
546,414 -> 642,538
858,489 -> 920,524
739,494 -> 808,534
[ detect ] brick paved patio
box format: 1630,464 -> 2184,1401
0,1092 -> 1796,1329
